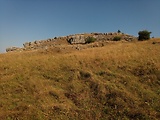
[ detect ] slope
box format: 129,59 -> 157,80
0,39 -> 160,120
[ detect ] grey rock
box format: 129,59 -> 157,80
6,47 -> 21,52
23,42 -> 30,48
67,34 -> 86,44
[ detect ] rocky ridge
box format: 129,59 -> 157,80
6,32 -> 137,52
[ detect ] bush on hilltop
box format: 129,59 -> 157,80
138,30 -> 151,41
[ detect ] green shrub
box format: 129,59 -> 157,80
113,36 -> 121,41
85,37 -> 96,44
138,30 -> 151,41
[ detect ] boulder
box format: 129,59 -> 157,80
34,40 -> 40,44
23,42 -> 30,48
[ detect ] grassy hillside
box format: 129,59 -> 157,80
0,39 -> 160,120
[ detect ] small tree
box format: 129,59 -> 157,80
117,30 -> 121,33
138,30 -> 151,41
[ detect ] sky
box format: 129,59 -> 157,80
0,0 -> 160,53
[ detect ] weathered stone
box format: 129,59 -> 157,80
23,42 -> 30,48
67,34 -> 86,44
6,47 -> 21,52
108,33 -> 113,35
34,40 -> 41,44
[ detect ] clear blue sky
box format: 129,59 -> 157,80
0,0 -> 160,53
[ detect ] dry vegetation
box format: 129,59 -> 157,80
0,38 -> 160,120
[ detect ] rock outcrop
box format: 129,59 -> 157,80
6,32 -> 137,52
6,47 -> 23,52
67,34 -> 86,44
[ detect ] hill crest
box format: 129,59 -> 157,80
6,32 -> 137,52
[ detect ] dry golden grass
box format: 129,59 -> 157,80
0,38 -> 160,119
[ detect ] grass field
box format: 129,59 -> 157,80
0,39 -> 160,119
